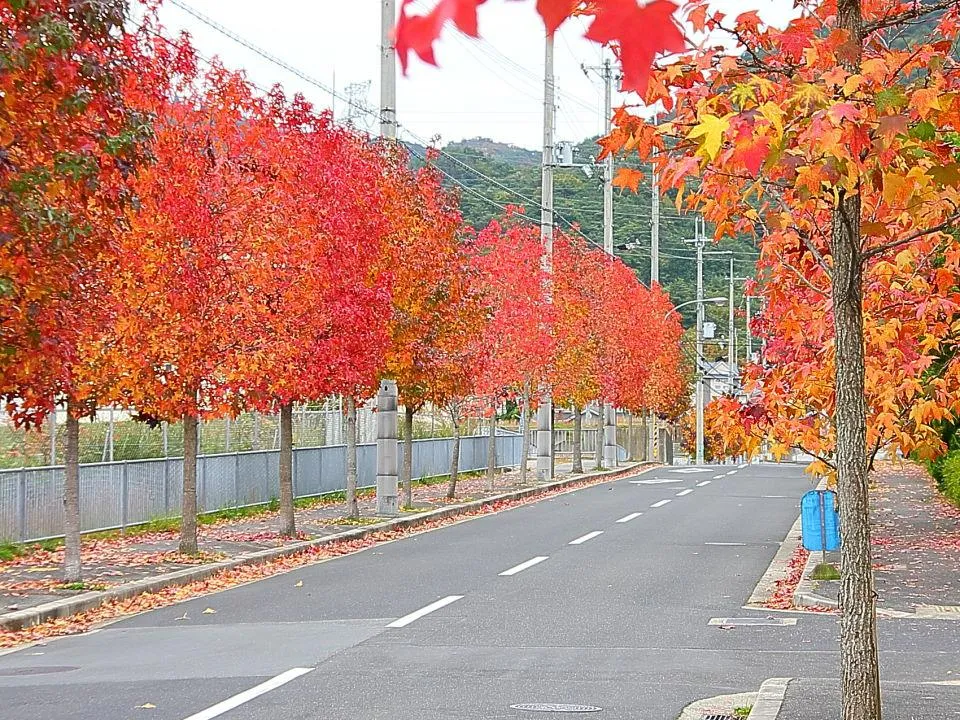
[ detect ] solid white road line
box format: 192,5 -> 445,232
629,478 -> 682,484
705,542 -> 746,546
616,512 -> 643,523
650,499 -> 672,508
676,489 -> 694,497
182,667 -> 314,720
713,474 -> 726,479
726,470 -> 738,476
499,556 -> 549,576
387,595 -> 464,628
697,480 -> 711,487
739,463 -> 748,469
569,531 -> 604,545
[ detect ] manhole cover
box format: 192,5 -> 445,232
0,666 -> 79,676
511,704 -> 602,713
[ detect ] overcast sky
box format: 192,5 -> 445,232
151,0 -> 795,151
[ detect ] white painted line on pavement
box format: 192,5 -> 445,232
500,556 -> 549,576
709,617 -> 797,626
569,531 -> 604,545
651,499 -> 672,508
616,512 -> 643,523
629,478 -> 681,484
668,468 -> 712,473
387,595 -> 464,628
726,470 -> 738,476
697,480 -> 711,487
182,667 -> 314,720
676,489 -> 694,497
713,474 -> 726,479
705,542 -> 746,546
739,463 -> 748,469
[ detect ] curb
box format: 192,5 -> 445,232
747,515 -> 802,607
746,678 -> 791,720
793,549 -> 839,610
1,463 -> 651,632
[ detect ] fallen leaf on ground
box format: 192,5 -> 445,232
137,703 -> 156,709
201,608 -> 216,615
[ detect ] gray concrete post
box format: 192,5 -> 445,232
603,404 -> 618,467
376,379 -> 399,516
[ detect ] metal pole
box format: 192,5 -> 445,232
536,31 -> 555,483
380,0 -> 397,140
695,220 -> 705,465
376,379 -> 399,515
819,490 -> 828,568
746,295 -> 753,362
108,406 -> 115,463
728,256 -> 736,394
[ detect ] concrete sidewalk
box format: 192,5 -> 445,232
796,461 -> 960,618
754,677 -> 960,720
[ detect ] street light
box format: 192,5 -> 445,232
665,297 -> 726,318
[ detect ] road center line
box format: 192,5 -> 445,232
182,667 -> 314,720
569,531 -> 604,545
387,595 -> 464,628
726,470 -> 738,476
697,480 -> 711,487
713,474 -> 726,479
616,512 -> 643,523
499,556 -> 549,576
739,463 -> 748,469
676,488 -> 694,497
650,499 -> 672,508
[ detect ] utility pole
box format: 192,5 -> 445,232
686,219 -> 707,465
536,32 -> 555,483
601,58 -> 618,469
379,0 -> 397,140
651,112 -> 660,285
746,295 -> 753,362
728,256 -> 736,394
376,0 -> 399,514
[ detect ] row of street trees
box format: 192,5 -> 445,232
0,2 -> 685,582
395,0 -> 960,719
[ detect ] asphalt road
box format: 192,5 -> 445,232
1,462 -> 958,720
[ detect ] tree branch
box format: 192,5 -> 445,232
861,214 -> 960,261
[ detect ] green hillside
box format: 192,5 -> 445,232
413,136 -> 759,351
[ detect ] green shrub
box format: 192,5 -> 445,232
941,450 -> 960,506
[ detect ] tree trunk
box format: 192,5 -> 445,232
487,397 -> 497,490
345,396 -> 359,519
833,192 -> 881,720
180,413 -> 199,555
446,409 -> 461,499
402,405 -> 414,508
572,405 -> 584,474
519,383 -> 530,485
832,3 -> 881,719
278,403 -> 296,537
63,406 -> 81,583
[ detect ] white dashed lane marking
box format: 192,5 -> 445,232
569,531 -> 604,545
616,512 -> 643,523
182,667 -> 314,720
650,499 -> 672,508
676,489 -> 694,497
499,556 -> 549,576
697,480 -> 711,487
387,595 -> 464,628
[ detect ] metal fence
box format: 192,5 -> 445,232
0,435 -> 523,543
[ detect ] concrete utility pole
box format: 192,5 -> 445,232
376,0 -> 399,514
648,111 -> 661,463
601,58 -> 618,470
728,256 -> 736,394
746,295 -> 753,362
379,0 -> 397,140
536,32 -> 555,483
689,219 -> 707,465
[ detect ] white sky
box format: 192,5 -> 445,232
151,0 -> 795,151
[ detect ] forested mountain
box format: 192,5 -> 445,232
413,137 -> 759,343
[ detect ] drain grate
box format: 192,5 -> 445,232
701,715 -> 737,720
511,703 -> 603,713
